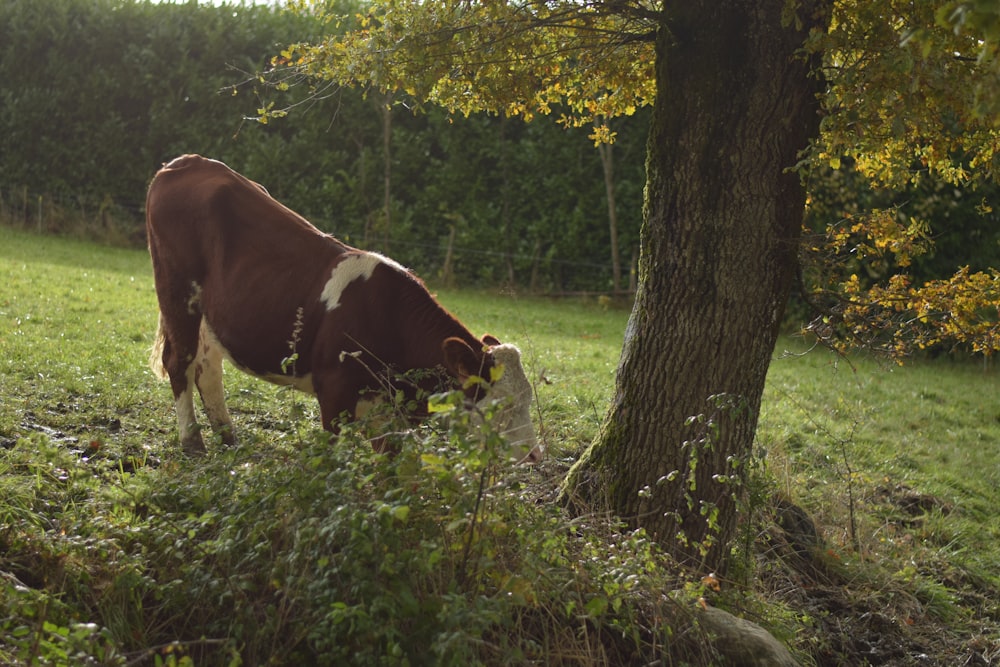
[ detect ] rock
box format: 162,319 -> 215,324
697,606 -> 801,667
774,497 -> 821,558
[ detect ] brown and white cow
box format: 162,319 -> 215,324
146,154 -> 539,461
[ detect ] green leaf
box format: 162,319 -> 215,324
427,395 -> 457,413
489,363 -> 505,383
584,596 -> 608,617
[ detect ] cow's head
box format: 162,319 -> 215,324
442,335 -> 541,464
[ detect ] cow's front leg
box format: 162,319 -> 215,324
312,370 -> 362,435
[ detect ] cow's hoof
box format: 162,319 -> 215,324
181,436 -> 207,456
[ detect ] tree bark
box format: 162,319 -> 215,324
562,0 -> 827,572
597,126 -> 622,293
381,92 -> 393,252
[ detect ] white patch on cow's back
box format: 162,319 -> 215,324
320,252 -> 408,312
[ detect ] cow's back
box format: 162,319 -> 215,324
146,154 -> 350,377
147,155 -> 341,273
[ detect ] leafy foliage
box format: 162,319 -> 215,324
800,1 -> 1000,357
935,0 -> 1000,120
0,405 -> 699,666
813,0 -> 994,187
277,0 -> 658,128
802,162 -> 1000,357
0,0 -> 307,203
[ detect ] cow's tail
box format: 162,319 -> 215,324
149,312 -> 169,380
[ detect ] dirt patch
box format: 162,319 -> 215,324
875,483 -> 953,527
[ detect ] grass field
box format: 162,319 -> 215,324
763,336 -> 1000,581
1,224 -> 999,665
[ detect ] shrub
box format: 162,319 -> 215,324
0,394 -> 703,666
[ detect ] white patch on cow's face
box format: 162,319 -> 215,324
480,344 -> 541,463
321,252 -> 409,312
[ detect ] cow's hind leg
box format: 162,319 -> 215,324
195,320 -> 236,447
157,310 -> 208,454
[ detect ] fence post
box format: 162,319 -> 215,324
629,246 -> 638,293
529,239 -> 542,292
441,224 -> 456,287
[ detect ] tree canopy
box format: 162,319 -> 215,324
275,0 -> 1000,360
279,0 -> 658,133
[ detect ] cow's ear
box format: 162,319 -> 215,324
481,333 -> 501,347
442,337 -> 481,382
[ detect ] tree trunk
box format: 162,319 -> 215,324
597,128 -> 622,293
381,92 -> 393,253
499,116 -> 517,288
562,0 -> 827,572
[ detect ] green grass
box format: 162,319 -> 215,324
0,229 -> 160,451
2,224 -> 999,665
761,339 -> 1000,586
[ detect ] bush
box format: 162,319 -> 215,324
0,395 -> 704,666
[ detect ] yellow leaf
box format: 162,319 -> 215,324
490,364 -> 505,384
